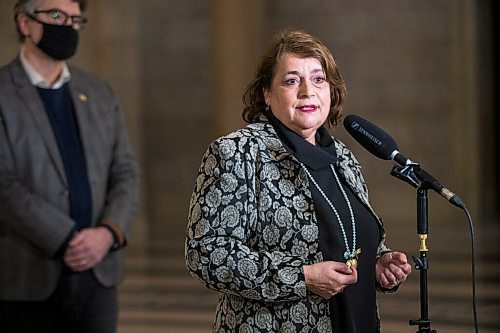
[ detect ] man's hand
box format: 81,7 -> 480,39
63,227 -> 114,271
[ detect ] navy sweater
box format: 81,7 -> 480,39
37,83 -> 92,230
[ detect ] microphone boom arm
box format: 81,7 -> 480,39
390,153 -> 465,209
390,163 -> 444,193
390,163 -> 450,232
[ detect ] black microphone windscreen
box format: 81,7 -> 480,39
343,114 -> 398,160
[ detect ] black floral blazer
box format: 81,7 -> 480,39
186,120 -> 391,332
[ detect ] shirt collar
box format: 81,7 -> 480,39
265,111 -> 337,170
19,48 -> 71,89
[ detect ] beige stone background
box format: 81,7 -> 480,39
0,0 -> 494,244
1,1 -> 499,332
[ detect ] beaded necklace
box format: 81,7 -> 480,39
301,163 -> 361,269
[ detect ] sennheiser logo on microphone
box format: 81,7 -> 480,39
351,121 -> 383,146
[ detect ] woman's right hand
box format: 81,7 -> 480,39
303,261 -> 358,299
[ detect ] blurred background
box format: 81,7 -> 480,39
1,0 -> 499,332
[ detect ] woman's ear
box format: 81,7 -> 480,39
263,88 -> 271,106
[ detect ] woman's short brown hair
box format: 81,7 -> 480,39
242,29 -> 347,127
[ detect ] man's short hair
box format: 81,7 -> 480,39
14,0 -> 88,41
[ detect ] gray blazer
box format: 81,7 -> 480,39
0,58 -> 139,301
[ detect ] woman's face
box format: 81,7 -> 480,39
264,53 -> 331,144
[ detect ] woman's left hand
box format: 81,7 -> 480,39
376,251 -> 412,289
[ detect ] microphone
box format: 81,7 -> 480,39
342,114 -> 411,165
343,114 -> 465,209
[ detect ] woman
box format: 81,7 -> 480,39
185,29 -> 411,332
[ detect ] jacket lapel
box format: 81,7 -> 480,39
11,59 -> 68,186
335,145 -> 370,205
67,72 -> 95,187
334,139 -> 381,222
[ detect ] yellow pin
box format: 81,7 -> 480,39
78,93 -> 88,102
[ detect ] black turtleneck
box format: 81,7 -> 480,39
266,112 -> 381,333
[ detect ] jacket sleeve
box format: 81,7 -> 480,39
95,82 -> 140,240
185,136 -> 308,303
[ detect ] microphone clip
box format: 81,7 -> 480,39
390,162 -> 421,189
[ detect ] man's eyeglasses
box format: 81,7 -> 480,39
28,8 -> 88,31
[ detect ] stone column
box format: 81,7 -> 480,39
75,1 -> 148,246
450,0 -> 481,217
210,0 -> 266,137
0,2 -> 22,63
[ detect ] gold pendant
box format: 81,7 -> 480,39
346,258 -> 357,269
345,248 -> 361,269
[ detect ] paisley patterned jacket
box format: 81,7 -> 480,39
186,119 -> 391,332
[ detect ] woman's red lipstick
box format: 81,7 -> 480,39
297,105 -> 318,113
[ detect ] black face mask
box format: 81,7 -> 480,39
35,22 -> 79,61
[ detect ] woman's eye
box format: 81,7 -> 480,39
313,76 -> 326,84
284,78 -> 299,85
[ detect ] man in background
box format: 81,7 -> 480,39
0,0 -> 139,332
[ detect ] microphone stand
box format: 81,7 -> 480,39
391,162 -> 438,333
